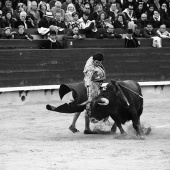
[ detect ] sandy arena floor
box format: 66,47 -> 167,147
0,98 -> 170,170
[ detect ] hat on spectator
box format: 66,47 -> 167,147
127,29 -> 133,34
18,25 -> 25,29
4,27 -> 11,31
44,11 -> 53,18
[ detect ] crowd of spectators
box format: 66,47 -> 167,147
0,0 -> 170,47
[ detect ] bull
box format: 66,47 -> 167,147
80,80 -> 150,139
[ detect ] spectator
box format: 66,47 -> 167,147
96,24 -> 122,39
133,26 -> 143,37
38,11 -> 56,28
147,4 -> 155,20
143,23 -> 157,38
41,30 -> 62,49
123,4 -> 137,22
50,1 -> 65,21
38,1 -> 50,11
125,28 -> 140,48
93,3 -> 104,21
65,3 -> 76,26
14,25 -> 33,40
4,10 -> 16,28
75,0 -> 84,14
150,10 -> 164,28
160,3 -> 169,21
156,24 -> 170,38
2,0 -> 14,17
123,0 -> 137,10
15,11 -> 34,28
49,0 -> 57,9
0,10 -> 6,28
1,27 -> 14,39
135,2 -> 146,20
13,3 -> 25,20
65,25 -> 84,39
136,13 -> 149,28
108,0 -> 122,11
27,1 -> 40,28
96,11 -> 109,29
101,0 -> 110,12
107,2 -> 120,23
68,11 -> 80,29
0,0 -> 3,11
114,13 -> 128,30
38,3 -> 48,19
153,0 -> 161,11
55,12 -> 66,33
62,0 -> 72,12
79,11 -> 97,38
79,3 -> 94,21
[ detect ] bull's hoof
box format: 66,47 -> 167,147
121,132 -> 127,136
144,127 -> 152,135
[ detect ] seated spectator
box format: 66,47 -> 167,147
49,0 -> 58,9
123,4 -> 137,22
13,3 -> 25,20
156,24 -> 170,38
147,4 -> 155,20
96,24 -> 122,39
143,23 -> 157,38
135,2 -> 146,20
55,12 -> 67,33
50,1 -> 65,21
62,0 -> 72,12
15,11 -> 35,28
160,3 -> 169,21
133,26 -> 143,38
79,3 -> 94,21
1,27 -> 14,39
136,13 -> 149,28
107,2 -> 120,23
13,25 -> 33,40
96,11 -> 109,29
114,13 -> 128,30
122,0 -> 137,10
150,10 -> 164,28
0,10 -> 6,28
125,29 -> 140,48
65,25 -> 84,39
4,10 -> 16,28
68,12 -> 80,29
38,1 -> 50,12
93,3 -> 104,21
65,3 -> 76,26
78,12 -> 97,38
38,3 -> 47,19
38,11 -> 56,28
41,30 -> 62,49
2,0 -> 14,17
101,0 -> 110,12
27,1 -> 40,28
75,0 -> 84,14
153,0 -> 161,12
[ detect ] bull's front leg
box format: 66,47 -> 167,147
110,114 -> 127,136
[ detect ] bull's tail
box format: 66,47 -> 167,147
46,104 -> 59,112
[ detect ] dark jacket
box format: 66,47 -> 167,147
114,20 -> 128,30
125,37 -> 139,48
38,17 -> 56,28
96,28 -> 122,39
41,39 -> 62,49
143,28 -> 157,38
13,31 -> 33,40
0,18 -> 6,28
136,19 -> 149,28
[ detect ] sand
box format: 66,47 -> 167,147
0,98 -> 170,170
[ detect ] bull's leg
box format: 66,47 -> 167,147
110,115 -> 127,136
111,122 -> 117,133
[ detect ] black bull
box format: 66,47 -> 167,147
46,80 -> 150,138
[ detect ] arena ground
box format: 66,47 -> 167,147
0,97 -> 170,170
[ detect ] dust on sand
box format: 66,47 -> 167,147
0,98 -> 170,170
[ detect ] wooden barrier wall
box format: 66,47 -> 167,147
0,48 -> 170,88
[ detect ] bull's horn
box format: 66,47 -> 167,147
98,98 -> 109,105
78,100 -> 90,106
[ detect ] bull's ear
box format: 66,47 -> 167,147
111,79 -> 116,85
